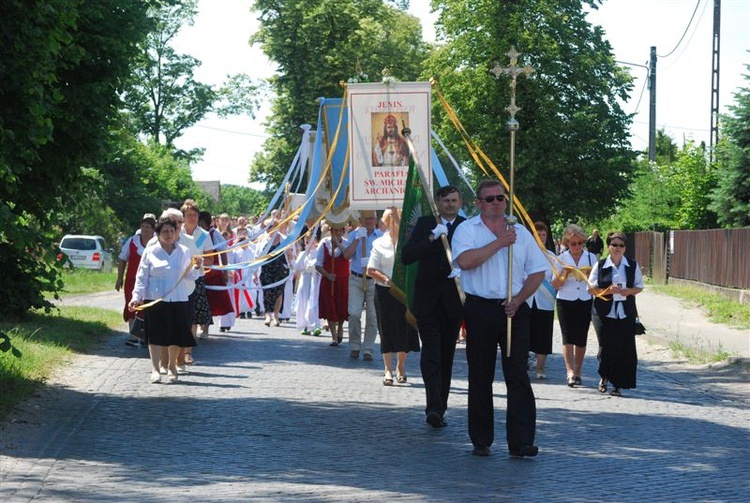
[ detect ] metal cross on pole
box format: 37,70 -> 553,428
491,47 -> 533,357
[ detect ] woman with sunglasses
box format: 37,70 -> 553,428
587,232 -> 643,396
552,224 -> 598,387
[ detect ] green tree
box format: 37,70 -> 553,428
216,185 -> 270,218
122,0 -> 260,148
251,0 -> 430,188
598,139 -> 717,232
710,65 -> 750,227
600,159 -> 680,233
671,143 -> 717,229
426,0 -> 635,224
0,0 -> 154,318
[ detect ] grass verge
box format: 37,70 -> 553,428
58,269 -> 118,296
649,283 -> 750,329
667,340 -> 734,365
0,306 -> 122,420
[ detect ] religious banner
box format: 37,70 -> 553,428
347,82 -> 432,210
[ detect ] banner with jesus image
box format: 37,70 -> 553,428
347,82 -> 432,210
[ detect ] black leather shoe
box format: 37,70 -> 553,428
472,445 -> 491,457
509,444 -> 539,458
426,411 -> 446,428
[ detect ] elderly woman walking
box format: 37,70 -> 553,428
129,217 -> 202,384
367,208 -> 419,385
588,232 -> 643,397
552,224 -> 598,387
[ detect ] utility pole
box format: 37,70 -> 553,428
649,46 -> 657,162
709,0 -> 721,161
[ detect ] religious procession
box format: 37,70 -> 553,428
119,54 -> 644,460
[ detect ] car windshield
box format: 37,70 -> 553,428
60,238 -> 97,251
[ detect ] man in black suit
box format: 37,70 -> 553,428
402,185 -> 465,428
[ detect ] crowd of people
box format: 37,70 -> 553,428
114,188 -> 643,459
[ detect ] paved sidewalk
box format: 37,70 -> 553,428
636,289 -> 749,360
1,291 -> 748,502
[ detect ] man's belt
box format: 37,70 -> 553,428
465,293 -> 506,305
351,271 -> 371,279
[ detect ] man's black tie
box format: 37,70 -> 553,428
446,220 -> 453,233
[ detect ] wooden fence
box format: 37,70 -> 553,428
632,227 -> 750,289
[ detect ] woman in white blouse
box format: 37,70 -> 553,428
366,208 -> 419,385
552,224 -> 598,387
588,232 -> 643,397
129,217 -> 203,384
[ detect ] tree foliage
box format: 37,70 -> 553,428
214,185 -> 270,218
598,138 -> 717,232
710,65 -> 750,228
122,0 -> 260,147
426,0 -> 636,224
0,0 -> 155,318
251,0 -> 431,188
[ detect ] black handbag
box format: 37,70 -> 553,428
634,318 -> 646,335
130,312 -> 145,339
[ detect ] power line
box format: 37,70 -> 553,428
194,123 -> 269,139
657,0 -> 703,58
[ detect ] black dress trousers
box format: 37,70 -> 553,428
464,295 -> 536,450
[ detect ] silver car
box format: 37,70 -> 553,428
59,235 -> 114,272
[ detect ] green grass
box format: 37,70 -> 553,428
668,340 -> 734,364
59,269 -> 118,295
3,268 -> 122,418
649,283 -> 750,329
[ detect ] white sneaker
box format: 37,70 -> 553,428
159,366 -> 168,375
166,372 -> 178,384
177,365 -> 189,375
150,371 -> 161,384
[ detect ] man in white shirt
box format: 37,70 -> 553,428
453,180 -> 546,458
340,211 -> 382,360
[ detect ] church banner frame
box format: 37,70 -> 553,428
347,82 -> 432,210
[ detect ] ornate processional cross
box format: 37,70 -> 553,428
490,47 -> 534,125
490,46 -> 534,357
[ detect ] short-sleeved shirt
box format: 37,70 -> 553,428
588,256 -> 643,319
180,226 -> 213,278
531,249 -> 558,311
452,215 -> 547,303
367,234 -> 395,287
342,229 -> 382,275
556,250 -> 597,301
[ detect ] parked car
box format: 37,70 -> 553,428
58,235 -> 114,272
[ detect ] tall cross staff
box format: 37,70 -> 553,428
491,47 -> 533,357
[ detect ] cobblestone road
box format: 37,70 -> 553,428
1,301 -> 748,502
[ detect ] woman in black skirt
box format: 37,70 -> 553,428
129,218 -> 202,384
552,224 -> 598,387
529,222 -> 558,379
366,208 -> 419,385
588,232 -> 644,397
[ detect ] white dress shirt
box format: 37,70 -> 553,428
587,256 -> 644,319
452,215 -> 547,302
132,242 -> 200,303
556,250 -> 597,301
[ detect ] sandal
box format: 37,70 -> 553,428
184,353 -> 194,365
383,372 -> 394,386
610,388 -> 622,397
597,379 -> 608,393
567,376 -> 576,388
397,374 -> 407,384
329,341 -> 339,347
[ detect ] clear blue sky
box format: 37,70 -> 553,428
172,0 -> 749,188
